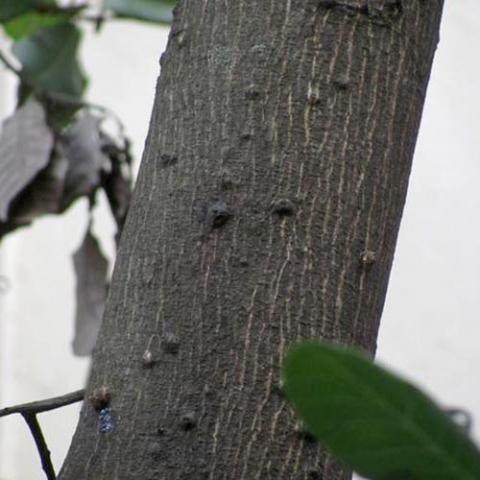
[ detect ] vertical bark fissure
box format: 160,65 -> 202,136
59,1 -> 444,479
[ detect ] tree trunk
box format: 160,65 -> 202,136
59,1 -> 444,479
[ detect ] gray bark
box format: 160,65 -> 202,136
59,1 -> 444,478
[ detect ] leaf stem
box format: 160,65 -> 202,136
0,48 -> 22,76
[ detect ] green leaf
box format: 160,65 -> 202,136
0,0 -> 55,23
12,22 -> 87,98
4,12 -> 71,40
282,342 -> 480,480
104,0 -> 175,24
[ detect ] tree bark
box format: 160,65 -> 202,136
59,1 -> 444,479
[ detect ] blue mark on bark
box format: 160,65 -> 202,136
99,407 -> 115,433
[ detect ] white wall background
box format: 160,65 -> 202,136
0,2 -> 479,478
377,0 -> 480,435
0,20 -> 168,480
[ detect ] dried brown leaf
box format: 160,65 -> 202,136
72,227 -> 109,356
61,113 -> 110,210
0,99 -> 54,221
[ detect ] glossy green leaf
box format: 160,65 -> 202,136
4,12 -> 71,40
283,342 -> 480,480
12,22 -> 87,98
0,0 -> 54,23
104,0 -> 175,24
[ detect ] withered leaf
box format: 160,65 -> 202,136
61,113 -> 110,210
0,98 -> 54,221
100,132 -> 132,237
72,226 -> 109,356
9,152 -> 69,224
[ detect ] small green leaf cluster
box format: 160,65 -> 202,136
1,0 -> 176,101
283,342 -> 480,480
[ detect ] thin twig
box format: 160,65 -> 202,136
0,390 -> 84,480
22,413 -> 57,480
0,49 -> 22,76
0,389 -> 85,418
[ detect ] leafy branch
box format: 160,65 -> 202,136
0,46 -> 124,132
